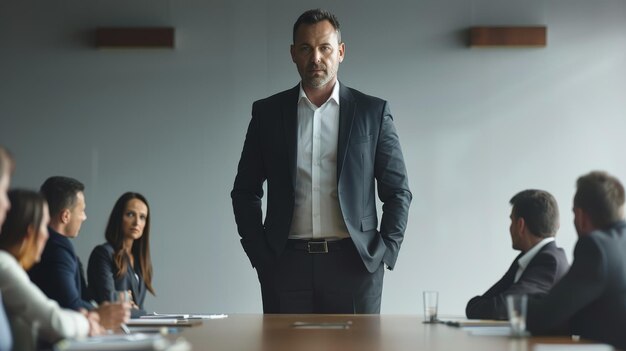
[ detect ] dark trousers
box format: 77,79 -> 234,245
256,239 -> 384,314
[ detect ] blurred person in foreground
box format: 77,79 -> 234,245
0,189 -> 103,350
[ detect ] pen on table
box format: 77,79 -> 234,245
119,323 -> 131,334
90,300 -> 131,334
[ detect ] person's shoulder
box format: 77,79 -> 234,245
533,242 -> 569,269
0,251 -> 30,284
341,84 -> 387,105
95,242 -> 114,251
537,241 -> 562,255
0,250 -> 17,269
588,225 -> 625,245
42,232 -> 74,258
90,243 -> 114,257
253,85 -> 299,107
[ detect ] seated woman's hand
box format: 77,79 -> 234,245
95,302 -> 131,330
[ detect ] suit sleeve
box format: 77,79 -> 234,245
527,237 -> 606,335
87,245 -> 117,304
466,253 -> 562,320
231,104 -> 273,269
374,102 -> 412,269
466,260 -> 517,319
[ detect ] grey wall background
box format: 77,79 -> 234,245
1,0 -> 625,316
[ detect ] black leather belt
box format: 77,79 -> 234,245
286,239 -> 352,254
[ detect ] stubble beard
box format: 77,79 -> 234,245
304,64 -> 337,89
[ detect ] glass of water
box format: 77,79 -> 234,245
506,294 -> 528,337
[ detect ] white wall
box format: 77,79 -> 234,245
1,0 -> 625,316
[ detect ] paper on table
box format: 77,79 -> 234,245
533,344 -> 613,351
465,326 -> 512,336
126,326 -> 182,334
127,319 -> 202,327
190,314 -> 228,319
141,314 -> 190,319
141,312 -> 227,320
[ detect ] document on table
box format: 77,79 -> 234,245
464,326 -> 513,336
141,312 -> 228,319
533,344 -> 614,351
127,318 -> 203,327
126,326 -> 182,334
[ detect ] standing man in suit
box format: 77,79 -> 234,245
528,171 -> 626,350
231,8 -> 412,314
466,189 -> 569,319
29,176 -> 129,329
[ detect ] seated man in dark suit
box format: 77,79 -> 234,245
29,176 -> 129,330
528,171 -> 626,350
466,189 -> 569,320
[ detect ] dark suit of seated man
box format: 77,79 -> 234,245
29,176 -> 129,330
466,189 -> 569,320
528,171 -> 626,350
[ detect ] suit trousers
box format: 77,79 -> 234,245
256,238 -> 384,314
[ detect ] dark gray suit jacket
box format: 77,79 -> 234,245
231,83 -> 412,273
87,243 -> 147,317
527,221 -> 626,350
466,241 -> 569,320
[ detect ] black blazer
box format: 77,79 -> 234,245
28,228 -> 93,311
527,221 -> 626,350
231,83 -> 412,273
87,243 -> 147,317
466,241 -> 569,320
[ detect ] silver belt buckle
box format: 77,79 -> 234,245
307,241 -> 328,254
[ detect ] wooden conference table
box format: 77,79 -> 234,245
177,314 -> 599,351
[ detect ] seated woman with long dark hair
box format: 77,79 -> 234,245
88,192 -> 155,317
0,190 -> 101,350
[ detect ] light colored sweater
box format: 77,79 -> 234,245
0,250 -> 89,351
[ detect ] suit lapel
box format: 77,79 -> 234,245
505,252 -> 524,284
283,85 -> 300,187
337,84 -> 356,180
127,263 -> 141,303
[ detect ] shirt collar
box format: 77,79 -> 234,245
298,81 -> 341,107
517,237 -> 555,269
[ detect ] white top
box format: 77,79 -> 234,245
0,250 -> 89,351
289,82 -> 350,240
514,237 -> 555,283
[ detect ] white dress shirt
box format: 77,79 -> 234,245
514,237 -> 555,283
0,250 -> 89,351
289,82 -> 350,240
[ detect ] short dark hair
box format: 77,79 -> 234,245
293,9 -> 341,44
510,189 -> 560,238
0,189 -> 47,250
40,176 -> 85,217
574,171 -> 625,229
0,146 -> 15,178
